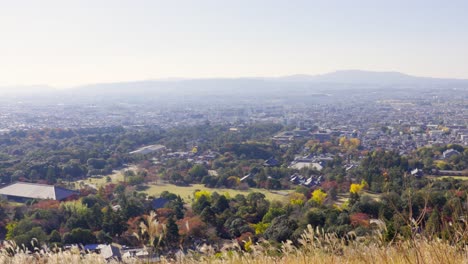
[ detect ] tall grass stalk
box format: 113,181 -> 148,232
0,224 -> 466,263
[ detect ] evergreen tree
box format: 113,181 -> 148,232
165,217 -> 180,246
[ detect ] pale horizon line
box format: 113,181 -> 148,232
2,69 -> 468,90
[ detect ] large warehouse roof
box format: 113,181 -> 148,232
0,182 -> 77,201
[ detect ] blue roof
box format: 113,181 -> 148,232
152,197 -> 169,209
84,244 -> 100,251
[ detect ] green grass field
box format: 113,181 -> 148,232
73,167 -> 133,189
362,191 -> 381,200
72,165 -> 291,202
427,175 -> 468,181
334,191 -> 381,207
143,183 -> 291,202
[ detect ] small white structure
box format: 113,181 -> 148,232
129,144 -> 166,155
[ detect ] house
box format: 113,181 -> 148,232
443,149 -> 460,159
84,244 -> 122,260
345,164 -> 356,171
122,247 -> 150,259
0,182 -> 77,202
100,244 -> 122,260
240,173 -> 253,182
264,157 -> 280,167
312,132 -> 331,142
289,173 -> 323,187
83,244 -> 100,252
289,161 -> 323,171
129,144 -> 166,155
410,168 -> 424,178
289,173 -> 305,184
151,197 -> 170,210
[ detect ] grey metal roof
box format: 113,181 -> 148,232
100,245 -> 121,260
0,182 -> 77,200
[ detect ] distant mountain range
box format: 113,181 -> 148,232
274,70 -> 467,84
69,70 -> 468,97
2,70 -> 468,96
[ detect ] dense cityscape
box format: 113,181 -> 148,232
0,81 -> 465,262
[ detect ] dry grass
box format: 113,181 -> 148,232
0,226 -> 466,264
0,242 -> 133,264
162,225 -> 468,264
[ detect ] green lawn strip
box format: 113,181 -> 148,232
143,183 -> 290,202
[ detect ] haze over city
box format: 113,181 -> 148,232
1,0 -> 468,89
0,1 -> 467,263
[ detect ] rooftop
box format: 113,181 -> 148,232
0,182 -> 77,201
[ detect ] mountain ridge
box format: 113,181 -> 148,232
2,70 -> 468,96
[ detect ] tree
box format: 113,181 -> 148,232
224,216 -> 253,238
48,230 -> 62,244
263,204 -> 286,223
29,169 -> 40,181
213,195 -> 230,213
87,158 -> 107,169
193,194 -> 211,215
307,208 -> 326,227
167,195 -> 185,220
350,180 -> 368,194
102,207 -> 127,236
86,204 -> 103,230
188,164 -> 208,181
165,217 -> 180,247
264,216 -> 297,243
63,228 -> 96,245
14,227 -> 47,249
311,189 -> 327,205
169,172 -> 184,185
96,230 -> 112,244
46,166 -> 57,183
289,192 -> 306,206
200,207 -> 216,224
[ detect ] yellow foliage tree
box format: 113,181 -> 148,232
350,184 -> 362,194
339,137 -> 360,151
339,137 -> 347,146
252,222 -> 270,235
360,180 -> 368,189
226,176 -> 240,187
289,192 -> 306,206
311,189 -> 327,205
349,138 -> 361,149
194,190 -> 211,201
350,180 -> 368,194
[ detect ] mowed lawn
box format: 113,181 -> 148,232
427,175 -> 468,181
334,191 -> 381,207
72,166 -> 291,202
73,166 -> 134,189
143,183 -> 291,202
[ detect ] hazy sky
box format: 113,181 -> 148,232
1,0 -> 468,87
